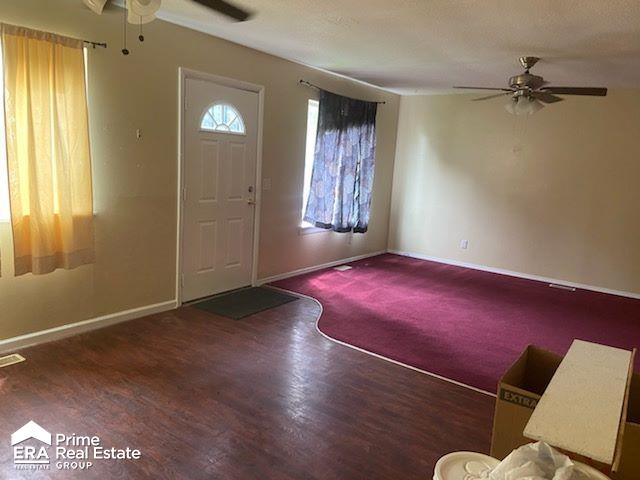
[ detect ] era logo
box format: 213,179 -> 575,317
11,421 -> 51,466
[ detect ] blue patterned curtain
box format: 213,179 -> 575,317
303,90 -> 378,233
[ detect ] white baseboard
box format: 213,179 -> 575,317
256,250 -> 387,285
0,300 -> 178,354
388,249 -> 640,300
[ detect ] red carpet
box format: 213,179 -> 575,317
273,254 -> 640,394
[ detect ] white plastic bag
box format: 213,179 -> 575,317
489,442 -> 588,480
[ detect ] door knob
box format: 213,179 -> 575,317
247,199 -> 256,205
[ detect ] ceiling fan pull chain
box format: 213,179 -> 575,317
139,17 -> 145,42
122,0 -> 130,55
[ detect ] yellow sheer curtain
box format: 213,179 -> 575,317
2,24 -> 94,276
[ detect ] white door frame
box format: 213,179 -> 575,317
176,67 -> 265,306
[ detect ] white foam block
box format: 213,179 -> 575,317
524,340 -> 632,464
333,265 -> 353,271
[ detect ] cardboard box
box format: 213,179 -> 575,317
491,345 -> 562,460
616,372 -> 640,480
491,344 -> 640,480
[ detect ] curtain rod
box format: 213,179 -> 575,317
299,79 -> 386,105
1,23 -> 106,49
84,40 -> 107,49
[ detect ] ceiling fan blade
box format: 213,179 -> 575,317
473,93 -> 511,101
190,0 -> 252,21
454,86 -> 512,91
532,92 -> 564,104
541,87 -> 607,97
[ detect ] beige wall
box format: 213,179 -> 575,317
389,91 -> 640,294
0,0 -> 399,340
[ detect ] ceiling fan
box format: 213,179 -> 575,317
454,57 -> 607,115
186,0 -> 251,21
83,0 -> 252,22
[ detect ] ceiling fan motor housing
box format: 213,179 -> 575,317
509,73 -> 545,92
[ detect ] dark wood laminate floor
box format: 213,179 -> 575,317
0,295 -> 494,479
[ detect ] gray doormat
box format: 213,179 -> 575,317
192,287 -> 298,319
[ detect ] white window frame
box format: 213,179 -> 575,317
298,99 -> 327,235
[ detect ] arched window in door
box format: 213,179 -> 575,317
200,103 -> 246,134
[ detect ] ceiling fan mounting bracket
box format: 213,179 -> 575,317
519,56 -> 540,72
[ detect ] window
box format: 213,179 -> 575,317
300,99 -> 319,229
1,25 -> 94,275
0,47 -> 93,223
302,90 -> 377,233
0,46 -> 8,222
200,103 -> 245,134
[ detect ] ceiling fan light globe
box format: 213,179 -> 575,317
505,99 -> 517,115
504,95 -> 543,116
528,99 -> 544,114
514,96 -> 529,115
128,9 -> 156,24
82,0 -> 108,14
128,0 -> 161,16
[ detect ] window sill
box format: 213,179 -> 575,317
298,225 -> 329,236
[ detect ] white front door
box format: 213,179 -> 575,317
182,77 -> 258,302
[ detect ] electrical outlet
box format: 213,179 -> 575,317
262,178 -> 272,191
460,239 -> 469,250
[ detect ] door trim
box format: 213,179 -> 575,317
176,67 -> 265,306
